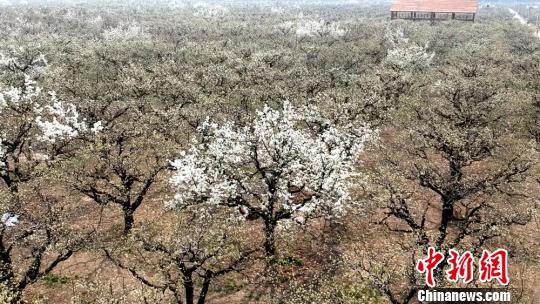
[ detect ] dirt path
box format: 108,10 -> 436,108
508,7 -> 540,37
508,7 -> 528,25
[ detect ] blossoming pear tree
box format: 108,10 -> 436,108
0,53 -> 97,301
384,28 -> 434,71
0,54 -> 101,194
169,101 -> 373,257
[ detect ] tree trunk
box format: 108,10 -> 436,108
2,176 -> 18,194
197,275 -> 212,304
183,273 -> 194,304
122,206 -> 134,235
436,199 -> 454,250
263,220 -> 276,257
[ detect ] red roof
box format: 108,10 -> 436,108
391,0 -> 478,13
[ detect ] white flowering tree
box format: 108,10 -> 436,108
192,2 -> 229,18
0,52 -> 96,301
169,102 -> 373,257
278,14 -> 348,39
0,52 -> 102,189
384,27 -> 434,71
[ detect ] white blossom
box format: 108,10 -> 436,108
103,24 -> 149,41
90,121 -> 104,134
384,28 -> 434,70
270,6 -> 285,14
0,143 -> 5,170
386,45 -> 434,70
297,19 -> 347,38
280,15 -> 348,38
0,53 -> 15,66
1,213 -> 18,227
169,101 -> 374,225
0,92 -> 5,110
385,27 -> 409,47
34,91 -> 87,143
193,2 -> 229,18
0,70 -> 100,144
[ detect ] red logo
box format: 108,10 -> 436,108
446,249 -> 474,284
416,247 -> 445,287
416,248 -> 509,287
479,249 -> 509,285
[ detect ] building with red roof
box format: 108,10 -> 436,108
391,0 -> 478,22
